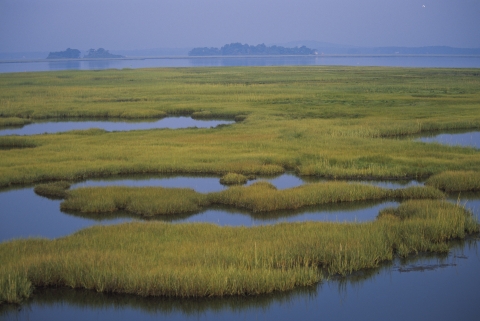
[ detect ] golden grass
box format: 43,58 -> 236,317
426,171 -> 480,192
1,200 -> 477,303
0,67 -> 479,190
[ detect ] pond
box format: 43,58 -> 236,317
0,117 -> 234,136
1,236 -> 478,321
416,131 -> 480,149
0,173 -> 476,243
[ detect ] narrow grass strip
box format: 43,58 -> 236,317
426,171 -> 480,192
60,183 -> 444,216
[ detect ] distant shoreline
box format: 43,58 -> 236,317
2,54 -> 480,64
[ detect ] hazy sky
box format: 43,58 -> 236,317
1,0 -> 479,52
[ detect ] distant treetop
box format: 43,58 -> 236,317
46,48 -> 81,59
189,43 -> 318,56
84,48 -> 124,59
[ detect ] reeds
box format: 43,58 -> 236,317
0,199 -> 477,303
59,182 -> 444,216
0,117 -> 31,128
426,171 -> 480,192
61,186 -> 209,216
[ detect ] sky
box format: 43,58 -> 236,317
1,0 -> 479,53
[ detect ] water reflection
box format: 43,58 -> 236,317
0,117 -> 234,136
1,172 -> 476,242
47,61 -> 81,71
2,56 -> 480,73
2,237 -> 478,321
0,184 -> 397,242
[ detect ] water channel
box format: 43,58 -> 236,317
1,119 -> 479,318
1,173 -> 478,243
0,117 -> 234,136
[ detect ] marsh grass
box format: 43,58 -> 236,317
426,171 -> 480,192
1,67 -> 480,189
0,117 -> 31,128
61,186 -> 209,216
0,136 -> 37,149
60,182 -> 444,216
34,181 -> 72,199
220,173 -> 248,185
0,200 -> 477,303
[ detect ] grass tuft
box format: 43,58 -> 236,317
220,173 -> 248,185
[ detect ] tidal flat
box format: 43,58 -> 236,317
1,66 -> 480,304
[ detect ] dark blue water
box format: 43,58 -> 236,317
1,236 -> 478,321
1,55 -> 480,73
0,117 -> 234,136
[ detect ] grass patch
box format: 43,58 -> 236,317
426,171 -> 480,192
61,186 -> 209,216
220,173 -> 248,185
0,200 -> 476,303
0,117 -> 31,128
60,182 -> 444,216
34,181 -> 72,199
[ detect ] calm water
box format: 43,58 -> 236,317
0,117 -> 234,136
1,236 -> 478,321
0,172 -> 477,242
1,55 -> 480,73
416,131 -> 480,149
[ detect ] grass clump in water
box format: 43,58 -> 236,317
0,199 -> 477,303
426,171 -> 480,192
0,269 -> 32,304
34,181 -> 72,199
61,186 -> 209,216
209,182 -> 443,212
59,183 -> 444,217
220,173 -> 248,185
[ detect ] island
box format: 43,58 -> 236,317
83,48 -> 124,59
46,48 -> 81,59
189,43 -> 318,56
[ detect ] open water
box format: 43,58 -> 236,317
1,55 -> 480,73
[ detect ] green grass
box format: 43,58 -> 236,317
426,171 -> 480,192
219,173 -> 248,185
34,181 -> 72,199
1,66 -> 480,303
58,182 -> 443,217
0,67 -> 479,190
0,200 -> 477,303
0,117 -> 31,128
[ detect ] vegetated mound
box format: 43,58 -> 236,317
46,48 -> 81,59
83,48 -> 124,59
189,43 -> 318,56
